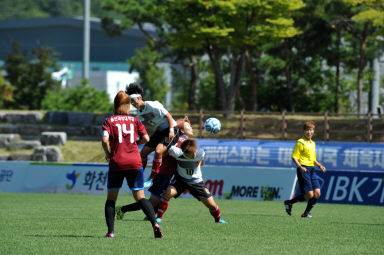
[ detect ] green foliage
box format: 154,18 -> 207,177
261,186 -> 275,201
3,42 -> 60,110
101,0 -> 306,111
224,192 -> 233,200
6,0 -> 383,113
170,66 -> 190,110
0,71 -> 14,106
162,0 -> 304,49
196,61 -> 218,110
127,42 -> 168,102
41,82 -> 112,113
0,0 -> 106,20
344,0 -> 384,34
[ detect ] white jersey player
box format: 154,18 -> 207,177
126,83 -> 179,187
156,139 -> 227,224
135,100 -> 177,131
168,146 -> 205,184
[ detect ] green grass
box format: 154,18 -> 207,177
0,193 -> 383,255
60,140 -> 105,163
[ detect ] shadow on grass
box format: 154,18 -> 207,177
327,221 -> 384,227
25,234 -> 97,238
235,212 -> 287,218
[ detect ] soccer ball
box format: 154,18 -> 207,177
204,117 -> 221,134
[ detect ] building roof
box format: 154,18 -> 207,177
0,17 -> 155,62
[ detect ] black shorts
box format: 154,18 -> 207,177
107,168 -> 144,191
148,174 -> 172,198
145,126 -> 180,149
297,166 -> 321,193
171,175 -> 212,200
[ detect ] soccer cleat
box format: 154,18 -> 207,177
156,217 -> 162,223
105,232 -> 115,238
116,206 -> 124,220
284,200 -> 292,216
301,213 -> 313,218
215,219 -> 227,224
144,178 -> 153,189
153,223 -> 163,238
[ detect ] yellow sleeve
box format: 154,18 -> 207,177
291,141 -> 302,159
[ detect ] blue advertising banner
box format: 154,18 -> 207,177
320,170 -> 384,205
293,169 -> 384,206
197,139 -> 384,172
2,139 -> 383,205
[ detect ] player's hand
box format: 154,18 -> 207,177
320,165 -> 326,173
169,130 -> 175,140
105,153 -> 111,162
300,166 -> 307,172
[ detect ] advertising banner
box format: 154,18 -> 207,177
0,162 -> 109,194
1,140 -> 384,205
181,166 -> 296,201
0,161 -> 297,200
299,169 -> 384,205
197,139 -> 384,172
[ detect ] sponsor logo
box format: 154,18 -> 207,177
231,185 -> 281,199
323,174 -> 384,204
0,170 -> 13,182
182,179 -> 224,196
66,170 -> 80,190
205,179 -> 224,196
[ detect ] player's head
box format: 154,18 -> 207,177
303,121 -> 315,139
181,139 -> 197,158
177,116 -> 193,137
126,82 -> 144,97
126,82 -> 145,109
113,91 -> 130,115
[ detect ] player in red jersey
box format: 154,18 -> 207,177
115,116 -> 193,219
102,91 -> 162,238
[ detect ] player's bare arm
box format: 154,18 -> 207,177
165,112 -> 175,140
315,160 -> 326,172
101,136 -> 111,162
292,157 -> 306,172
137,134 -> 150,145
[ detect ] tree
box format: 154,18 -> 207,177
3,42 -> 60,110
341,0 -> 384,114
101,0 -> 201,110
101,1 -> 304,111
278,0 -> 341,112
0,70 -> 14,107
127,41 -> 168,102
157,0 -> 304,112
0,0 -> 106,20
41,81 -> 112,113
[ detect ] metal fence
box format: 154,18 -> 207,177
171,110 -> 384,142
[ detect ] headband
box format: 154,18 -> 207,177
129,94 -> 141,99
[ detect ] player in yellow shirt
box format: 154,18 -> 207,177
284,121 -> 326,218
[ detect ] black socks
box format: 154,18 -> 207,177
138,198 -> 156,226
121,202 -> 141,213
304,198 -> 318,214
105,199 -> 116,233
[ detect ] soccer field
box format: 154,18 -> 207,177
0,193 -> 383,255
